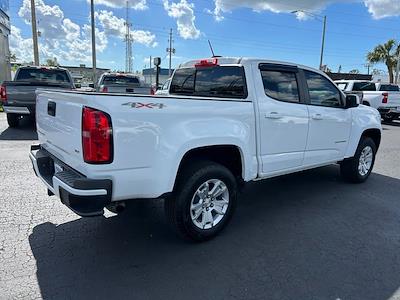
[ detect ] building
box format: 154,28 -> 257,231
62,64 -> 110,84
326,72 -> 372,81
0,0 -> 10,83
142,68 -> 172,86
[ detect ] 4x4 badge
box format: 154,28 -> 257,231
122,102 -> 165,109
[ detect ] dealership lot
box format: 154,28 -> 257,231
1,113 -> 400,300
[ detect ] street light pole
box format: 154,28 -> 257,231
30,0 -> 39,66
90,0 -> 97,87
291,10 -> 326,71
319,15 -> 327,71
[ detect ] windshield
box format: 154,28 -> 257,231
102,75 -> 140,85
352,82 -> 376,91
15,68 -> 71,85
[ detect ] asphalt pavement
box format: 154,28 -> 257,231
1,113 -> 400,300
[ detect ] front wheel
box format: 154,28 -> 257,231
165,161 -> 237,242
340,137 -> 376,183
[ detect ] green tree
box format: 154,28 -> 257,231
349,69 -> 360,74
45,57 -> 59,67
367,39 -> 399,83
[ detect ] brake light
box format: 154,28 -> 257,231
382,92 -> 388,103
194,58 -> 219,68
82,107 -> 113,164
0,85 -> 6,103
101,86 -> 108,93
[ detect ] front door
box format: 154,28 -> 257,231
302,70 -> 352,166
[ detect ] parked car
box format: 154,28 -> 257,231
335,80 -> 400,122
97,73 -> 150,94
154,78 -> 171,95
30,57 -> 381,241
0,66 -> 75,128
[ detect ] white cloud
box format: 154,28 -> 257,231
364,0 -> 400,19
163,0 -> 200,39
211,0 -> 400,20
12,0 -> 108,63
95,10 -> 157,47
10,0 -> 157,65
88,0 -> 147,9
9,26 -> 34,63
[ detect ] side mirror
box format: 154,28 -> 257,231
345,94 -> 359,108
88,83 -> 95,88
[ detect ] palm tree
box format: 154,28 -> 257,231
367,39 -> 399,83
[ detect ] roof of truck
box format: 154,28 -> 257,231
178,56 -> 325,76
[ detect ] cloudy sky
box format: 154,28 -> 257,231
8,0 -> 400,72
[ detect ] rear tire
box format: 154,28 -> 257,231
165,160 -> 237,242
7,113 -> 19,128
383,116 -> 394,123
340,137 -> 376,183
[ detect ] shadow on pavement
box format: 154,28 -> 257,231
29,166 -> 400,300
0,116 -> 37,140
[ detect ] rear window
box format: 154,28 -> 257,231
379,84 -> 399,91
16,68 -> 71,84
102,75 -> 140,85
352,82 -> 376,91
170,66 -> 247,99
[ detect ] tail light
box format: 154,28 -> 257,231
82,107 -> 113,164
195,58 -> 219,68
101,86 -> 108,93
0,85 -> 6,103
382,92 -> 388,103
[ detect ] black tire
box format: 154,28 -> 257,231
340,137 -> 377,183
383,116 -> 394,123
165,160 -> 237,242
7,113 -> 19,128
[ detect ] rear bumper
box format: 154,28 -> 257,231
29,145 -> 112,216
3,106 -> 31,115
377,107 -> 400,119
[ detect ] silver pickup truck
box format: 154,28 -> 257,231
97,73 -> 151,94
0,66 -> 75,128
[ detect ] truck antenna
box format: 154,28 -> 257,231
208,40 -> 216,57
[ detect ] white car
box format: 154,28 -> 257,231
155,78 -> 171,96
335,80 -> 400,122
30,57 -> 382,241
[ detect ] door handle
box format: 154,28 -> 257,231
311,113 -> 323,120
265,112 -> 282,119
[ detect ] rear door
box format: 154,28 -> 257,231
302,70 -> 352,165
256,64 -> 309,175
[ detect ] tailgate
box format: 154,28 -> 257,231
36,91 -> 85,171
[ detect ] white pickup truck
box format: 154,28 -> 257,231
30,57 -> 382,241
335,80 -> 400,122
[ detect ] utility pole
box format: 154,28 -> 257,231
319,15 -> 327,71
30,0 -> 39,65
124,1 -> 133,73
167,28 -> 175,77
90,0 -> 97,87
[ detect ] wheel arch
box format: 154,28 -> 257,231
361,128 -> 381,150
173,144 -> 246,190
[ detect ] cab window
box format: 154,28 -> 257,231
304,70 -> 342,107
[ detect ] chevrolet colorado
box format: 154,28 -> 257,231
30,57 -> 382,241
0,66 -> 75,128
